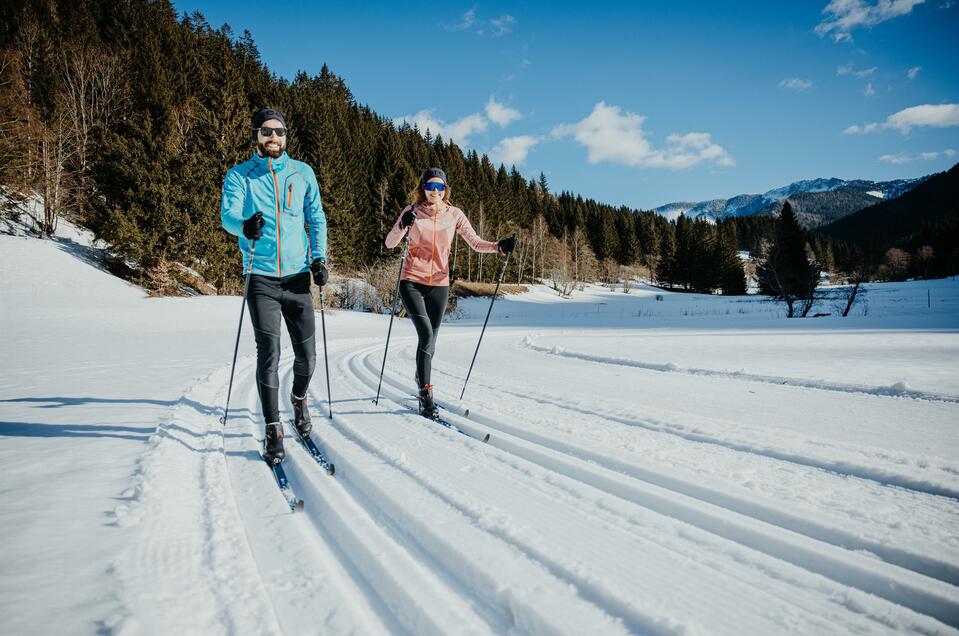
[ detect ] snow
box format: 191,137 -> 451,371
867,190 -> 886,198
2,223 -> 959,635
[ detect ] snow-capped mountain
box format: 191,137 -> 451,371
654,176 -> 930,223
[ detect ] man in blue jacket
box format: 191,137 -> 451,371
221,108 -> 328,463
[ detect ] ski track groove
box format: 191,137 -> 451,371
343,354 -> 896,635
111,363 -> 282,635
239,357 -> 497,636
321,394 -> 661,634
520,335 -> 959,405
429,370 -> 959,586
281,367 -> 644,635
437,341 -> 959,502
183,334 -> 959,634
354,342 -> 959,629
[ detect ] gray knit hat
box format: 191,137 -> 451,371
420,167 -> 447,187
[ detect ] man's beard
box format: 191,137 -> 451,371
257,140 -> 284,159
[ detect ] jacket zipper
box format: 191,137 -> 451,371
287,183 -> 293,208
268,158 -> 281,275
429,210 -> 437,284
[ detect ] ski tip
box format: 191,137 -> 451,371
295,499 -> 305,512
326,463 -> 336,476
482,433 -> 490,443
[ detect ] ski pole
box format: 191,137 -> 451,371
319,286 -> 333,418
221,240 -> 256,426
460,240 -> 513,401
374,230 -> 410,405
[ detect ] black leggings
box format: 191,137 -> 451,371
247,272 -> 316,424
399,280 -> 449,388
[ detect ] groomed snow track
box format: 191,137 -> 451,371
164,329 -> 959,635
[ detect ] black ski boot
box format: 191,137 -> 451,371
418,384 -> 438,419
291,393 -> 313,437
263,422 -> 285,464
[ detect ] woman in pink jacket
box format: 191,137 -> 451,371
385,167 -> 515,418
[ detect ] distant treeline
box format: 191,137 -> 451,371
1,1 -> 954,296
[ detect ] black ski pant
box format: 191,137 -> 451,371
399,280 -> 449,389
247,272 -> 316,424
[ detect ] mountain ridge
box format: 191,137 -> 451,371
654,175 -> 930,226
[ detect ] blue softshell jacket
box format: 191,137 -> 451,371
221,152 -> 326,277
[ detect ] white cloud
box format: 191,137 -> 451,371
395,95 -> 524,146
863,81 -> 876,96
778,78 -> 815,91
885,103 -> 959,133
907,66 -> 922,80
490,14 -> 516,36
486,96 -> 522,127
837,62 -> 855,75
551,102 -> 735,170
844,103 -> 959,135
919,148 -> 956,159
447,6 -> 478,31
491,135 -> 541,166
855,65 -> 878,77
843,122 -> 880,134
816,0 -> 925,42
395,109 -> 488,145
880,148 -> 956,163
879,153 -> 912,163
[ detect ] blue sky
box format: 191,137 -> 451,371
175,0 -> 959,210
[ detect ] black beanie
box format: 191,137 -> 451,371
420,167 -> 447,187
252,108 -> 286,130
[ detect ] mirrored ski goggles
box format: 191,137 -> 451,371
423,182 -> 446,192
256,126 -> 287,138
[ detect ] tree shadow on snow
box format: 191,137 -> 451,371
0,396 -> 253,420
0,420 -> 152,441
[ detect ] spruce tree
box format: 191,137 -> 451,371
757,201 -> 820,316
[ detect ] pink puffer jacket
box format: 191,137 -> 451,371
385,202 -> 500,286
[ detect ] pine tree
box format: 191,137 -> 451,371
757,201 -> 820,316
615,208 -> 638,265
715,222 -> 747,295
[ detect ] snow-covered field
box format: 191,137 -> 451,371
2,224 -> 958,635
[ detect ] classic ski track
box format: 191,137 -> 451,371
337,342 -> 959,634
340,350 -> 928,633
112,362 -> 283,635
424,350 -> 959,585
351,341 -> 959,629
326,370 -> 663,633
274,365 -> 642,635
438,336 -> 959,502
520,334 -> 959,404
228,351 -> 497,636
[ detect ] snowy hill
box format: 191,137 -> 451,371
3,225 -> 959,634
653,175 -> 929,223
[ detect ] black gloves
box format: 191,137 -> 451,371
400,208 -> 416,228
311,258 -> 329,287
497,237 -> 516,254
242,211 -> 264,240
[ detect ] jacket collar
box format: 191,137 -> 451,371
416,201 -> 449,217
251,151 -> 289,172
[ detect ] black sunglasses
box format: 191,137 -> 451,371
255,126 -> 287,138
